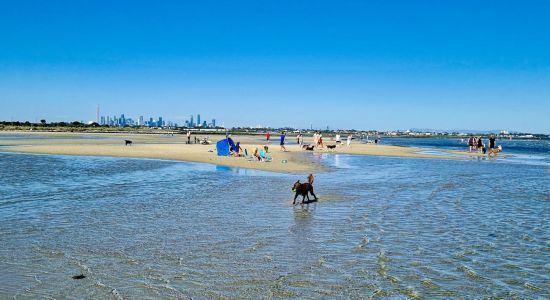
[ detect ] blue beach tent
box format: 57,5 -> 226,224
216,139 -> 230,156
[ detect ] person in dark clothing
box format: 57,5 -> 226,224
489,136 -> 496,149
477,137 -> 483,152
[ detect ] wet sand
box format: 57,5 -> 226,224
0,132 -> 482,173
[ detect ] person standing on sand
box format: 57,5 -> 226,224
335,133 -> 341,145
266,132 -> 271,143
280,131 -> 288,151
347,134 -> 352,147
186,130 -> 191,144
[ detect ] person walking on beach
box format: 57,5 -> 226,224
312,132 -> 318,147
280,131 -> 288,152
347,134 -> 352,147
335,133 -> 341,145
318,134 -> 324,149
266,132 -> 271,143
186,130 -> 191,144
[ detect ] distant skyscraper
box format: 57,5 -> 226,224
190,115 -> 194,127
100,116 -> 105,125
96,104 -> 99,123
158,117 -> 163,127
138,116 -> 144,126
197,114 -> 200,126
212,119 -> 216,127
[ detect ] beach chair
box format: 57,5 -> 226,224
244,148 -> 256,161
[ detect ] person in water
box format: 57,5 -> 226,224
477,137 -> 484,153
489,135 -> 496,149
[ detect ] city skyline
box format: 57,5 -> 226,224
1,1 -> 549,133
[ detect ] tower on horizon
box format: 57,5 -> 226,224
96,105 -> 99,123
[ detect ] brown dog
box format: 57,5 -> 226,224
292,180 -> 318,204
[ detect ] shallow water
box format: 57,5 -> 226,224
378,137 -> 550,166
0,149 -> 549,298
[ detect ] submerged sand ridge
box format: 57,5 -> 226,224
0,132 -> 483,173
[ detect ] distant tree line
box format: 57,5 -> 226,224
0,120 -> 103,127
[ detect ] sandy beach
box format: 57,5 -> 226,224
0,131 -> 483,173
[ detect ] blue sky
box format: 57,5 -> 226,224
1,1 -> 549,133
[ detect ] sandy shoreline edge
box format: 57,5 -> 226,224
0,132 -> 483,173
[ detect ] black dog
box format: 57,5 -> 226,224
292,180 -> 318,205
125,140 -> 133,146
326,145 -> 337,150
302,144 -> 315,151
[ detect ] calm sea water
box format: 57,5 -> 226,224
377,137 -> 550,166
0,141 -> 549,298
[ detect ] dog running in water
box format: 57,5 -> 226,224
125,140 -> 133,146
302,144 -> 315,151
326,145 -> 337,150
292,174 -> 317,205
488,145 -> 503,157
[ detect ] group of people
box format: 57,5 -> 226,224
468,135 -> 497,154
266,131 -> 353,150
186,131 -> 211,145
334,133 -> 353,147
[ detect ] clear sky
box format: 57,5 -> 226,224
1,1 -> 549,133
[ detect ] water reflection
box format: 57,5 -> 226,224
0,153 -> 548,299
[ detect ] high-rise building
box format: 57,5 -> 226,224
202,121 -> 207,128
197,114 -> 201,126
138,116 -> 144,126
96,105 -> 100,123
190,115 -> 194,127
212,119 -> 216,128
100,116 -> 105,125
158,117 -> 163,127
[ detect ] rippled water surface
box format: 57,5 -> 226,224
1,150 -> 549,298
